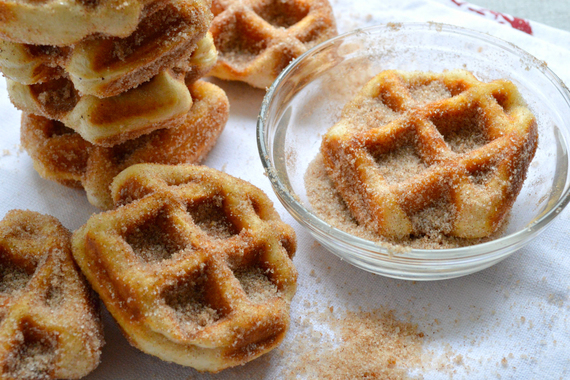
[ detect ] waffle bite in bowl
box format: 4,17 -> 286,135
0,210 -> 103,379
21,80 -> 229,209
72,163 -> 297,372
209,0 -> 337,88
321,69 -> 538,240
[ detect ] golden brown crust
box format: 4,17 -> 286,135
321,70 -> 538,239
21,80 -> 229,209
209,0 -> 337,88
9,70 -> 193,147
72,163 -> 297,372
0,209 -> 104,379
0,0 -> 212,97
7,33 -> 217,147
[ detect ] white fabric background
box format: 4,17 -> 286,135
0,0 -> 569,379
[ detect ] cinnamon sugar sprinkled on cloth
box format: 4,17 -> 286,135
279,307 -> 426,379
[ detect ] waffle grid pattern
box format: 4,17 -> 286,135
0,210 -> 103,379
209,0 -> 337,88
321,70 -> 538,239
72,164 -> 297,372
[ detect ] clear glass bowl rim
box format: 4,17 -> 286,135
257,22 -> 570,265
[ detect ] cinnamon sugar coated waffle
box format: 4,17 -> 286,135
6,33 -> 217,146
21,80 -> 229,209
8,70 -> 193,147
183,32 -> 219,85
209,0 -> 337,88
0,210 -> 103,379
72,163 -> 297,372
321,70 -> 538,239
0,0 -> 155,45
0,1 -> 213,97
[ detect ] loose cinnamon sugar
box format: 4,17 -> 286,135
280,307 -> 426,379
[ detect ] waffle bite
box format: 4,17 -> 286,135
0,1 -> 213,97
0,0 -> 159,46
21,80 -> 229,210
321,70 -> 538,239
0,210 -> 103,379
209,0 -> 337,88
8,70 -> 193,147
6,33 -> 217,146
72,163 -> 297,372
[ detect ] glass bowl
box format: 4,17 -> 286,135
257,23 -> 570,280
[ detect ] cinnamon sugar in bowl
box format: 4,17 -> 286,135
257,23 -> 570,280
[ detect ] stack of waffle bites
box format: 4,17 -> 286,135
0,0 -> 229,210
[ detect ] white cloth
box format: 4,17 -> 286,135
0,1 -> 569,379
